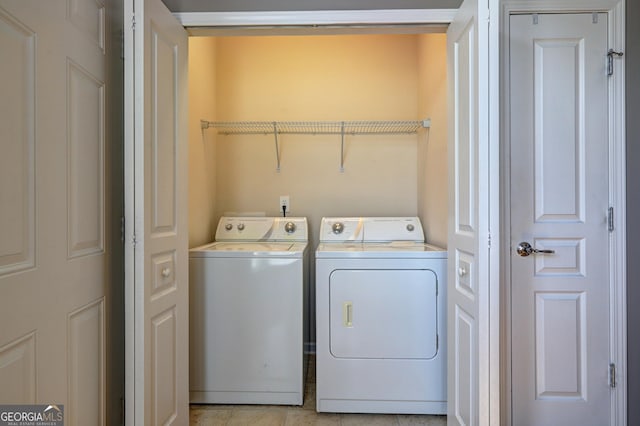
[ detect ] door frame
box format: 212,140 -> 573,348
173,9 -> 457,30
500,1 -> 627,425
168,5 -> 500,423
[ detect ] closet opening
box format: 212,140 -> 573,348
187,29 -> 449,349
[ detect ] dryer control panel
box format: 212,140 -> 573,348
318,218 -> 364,242
318,217 -> 425,243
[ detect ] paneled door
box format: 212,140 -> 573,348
0,0 -> 110,423
447,0 -> 500,424
124,0 -> 189,424
509,13 -> 611,425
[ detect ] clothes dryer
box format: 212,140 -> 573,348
315,217 -> 446,414
189,216 -> 308,405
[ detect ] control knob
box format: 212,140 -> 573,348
237,223 -> 245,231
284,222 -> 297,234
332,222 -> 344,234
225,223 -> 233,231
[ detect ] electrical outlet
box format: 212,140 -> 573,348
279,195 -> 290,214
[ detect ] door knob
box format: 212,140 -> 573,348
516,242 -> 555,257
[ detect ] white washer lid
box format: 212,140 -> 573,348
190,241 -> 307,258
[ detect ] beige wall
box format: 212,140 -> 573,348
417,34 -> 448,248
188,33 -> 448,346
213,34 -> 422,247
188,37 -> 218,247
188,33 -> 449,246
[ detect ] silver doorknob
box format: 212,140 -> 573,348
516,242 -> 555,257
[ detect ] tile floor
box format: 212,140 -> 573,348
190,356 -> 447,426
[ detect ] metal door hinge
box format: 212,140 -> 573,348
609,363 -> 617,388
592,13 -> 598,24
131,13 -> 136,30
120,216 -> 125,242
132,233 -> 138,247
608,207 -> 614,232
532,13 -> 539,25
607,49 -> 623,76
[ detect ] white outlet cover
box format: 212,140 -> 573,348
279,196 -> 290,213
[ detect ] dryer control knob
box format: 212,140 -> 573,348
237,223 -> 245,231
284,222 -> 297,234
225,223 -> 233,231
406,224 -> 415,232
332,222 -> 344,234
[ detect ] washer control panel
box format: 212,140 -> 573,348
215,217 -> 308,242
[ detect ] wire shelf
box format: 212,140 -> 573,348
201,120 -> 428,135
200,119 -> 431,172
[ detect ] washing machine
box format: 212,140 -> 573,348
315,217 -> 447,414
189,216 -> 309,405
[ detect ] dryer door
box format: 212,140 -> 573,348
329,269 -> 438,359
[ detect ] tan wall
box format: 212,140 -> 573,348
417,34 -> 448,248
188,37 -> 218,247
213,34 -> 422,246
189,33 -> 447,347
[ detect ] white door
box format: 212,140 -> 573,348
124,0 -> 189,424
509,13 -> 611,426
0,0 -> 110,423
446,0 -> 500,424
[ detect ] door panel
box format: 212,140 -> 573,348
67,60 -> 105,258
0,333 -> 36,403
0,0 -> 109,422
0,6 -> 35,275
448,15 -> 478,425
68,299 -> 105,424
533,38 -> 586,223
447,0 -> 498,424
151,307 -> 178,425
509,13 -> 610,425
125,0 -> 188,423
534,292 -> 586,399
453,307 -> 473,423
150,27 -> 178,235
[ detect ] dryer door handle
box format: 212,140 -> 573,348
343,302 -> 353,327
